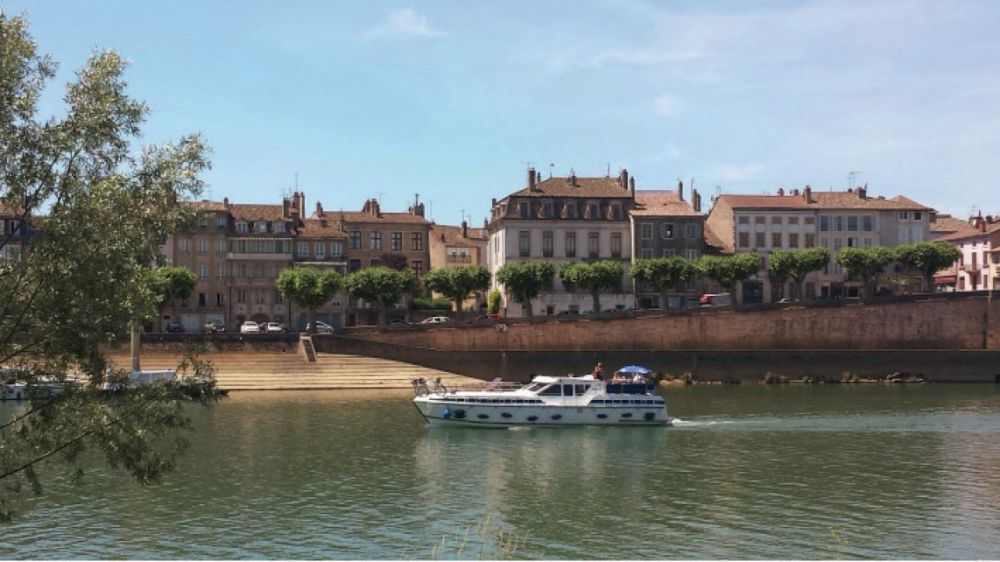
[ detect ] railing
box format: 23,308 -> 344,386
412,378 -> 523,396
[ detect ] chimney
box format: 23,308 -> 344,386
528,168 -> 537,192
803,185 -> 813,204
857,185 -> 867,199
282,198 -> 291,218
223,197 -> 230,208
315,201 -> 324,217
483,218 -> 489,229
792,188 -> 800,196
461,220 -> 468,238
677,180 -> 684,201
629,177 -> 635,198
692,188 -> 701,213
568,172 -> 577,187
777,187 -> 784,196
415,202 -> 425,217
294,191 -> 305,217
620,169 -> 629,191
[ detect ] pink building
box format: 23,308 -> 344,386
935,215 -> 1000,291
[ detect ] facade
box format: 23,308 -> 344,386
934,215 -> 1000,292
428,221 -> 488,270
0,204 -> 29,262
704,186 -> 933,302
488,168 -> 636,316
629,183 -> 708,308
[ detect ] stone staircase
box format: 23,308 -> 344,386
105,350 -> 480,391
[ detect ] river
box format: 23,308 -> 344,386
2,384 -> 999,559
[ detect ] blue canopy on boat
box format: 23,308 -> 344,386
616,365 -> 652,374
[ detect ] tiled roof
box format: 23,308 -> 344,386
188,200 -> 228,212
431,224 -> 487,247
508,176 -> 632,198
930,215 -> 970,234
630,190 -> 700,217
297,218 -> 347,239
229,204 -> 287,222
715,190 -> 931,211
340,211 -> 430,225
936,223 -> 1000,242
703,224 -> 731,254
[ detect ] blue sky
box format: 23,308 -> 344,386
7,0 -> 1000,224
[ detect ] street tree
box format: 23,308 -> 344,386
696,254 -> 761,304
421,265 -> 491,320
0,13 -> 215,520
345,267 -> 416,326
769,248 -> 830,300
630,257 -> 695,309
495,261 -> 555,318
559,261 -> 624,313
766,252 -> 795,300
276,267 -> 344,332
837,246 -> 894,297
893,242 -> 961,292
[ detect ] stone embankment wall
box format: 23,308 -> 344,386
354,295 -> 1000,351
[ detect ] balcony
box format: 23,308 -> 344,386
961,262 -> 981,273
227,252 -> 293,261
446,255 -> 472,264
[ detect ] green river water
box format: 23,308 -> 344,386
2,384 -> 999,559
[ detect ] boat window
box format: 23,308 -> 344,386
577,385 -> 591,394
561,384 -> 573,396
526,383 -> 545,392
538,385 -> 562,396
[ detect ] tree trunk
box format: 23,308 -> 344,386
522,296 -> 533,318
129,321 -> 141,373
798,278 -> 808,301
660,289 -> 669,310
591,291 -> 601,313
379,303 -> 388,327
454,297 -> 463,321
308,308 -> 316,334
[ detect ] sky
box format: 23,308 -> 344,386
6,0 -> 1000,224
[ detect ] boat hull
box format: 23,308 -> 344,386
413,399 -> 670,427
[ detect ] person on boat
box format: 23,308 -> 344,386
592,362 -> 604,380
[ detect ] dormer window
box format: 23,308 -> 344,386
274,222 -> 286,234
610,203 -> 623,220
236,221 -> 248,234
216,215 -> 227,230
541,201 -> 554,219
518,201 -> 530,218
563,203 -> 578,219
587,203 -> 601,219
255,221 -> 268,233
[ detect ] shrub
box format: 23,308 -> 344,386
411,296 -> 453,310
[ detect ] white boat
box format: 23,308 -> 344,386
2,375 -> 84,400
412,366 -> 670,427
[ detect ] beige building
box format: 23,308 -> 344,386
428,221 -> 489,312
705,186 -> 933,302
488,168 -> 636,316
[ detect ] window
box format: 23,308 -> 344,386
611,233 -> 622,258
685,223 -> 699,238
847,237 -> 858,248
847,216 -> 858,231
755,216 -> 766,225
899,211 -> 909,220
563,203 -> 577,219
738,216 -> 750,225
197,264 -> 208,280
788,216 -> 799,225
332,241 -> 343,258
236,289 -> 246,304
297,241 -> 309,257
565,232 -> 576,258
216,239 -> 226,255
755,232 -> 765,248
518,202 -> 529,218
771,216 -> 783,225
640,223 -> 653,239
588,203 -> 600,219
863,216 -> 874,231
218,263 -> 226,278
640,248 -> 653,259
275,222 -> 287,234
833,238 -> 843,251
391,232 -> 402,251
179,239 -> 191,254
662,248 -> 676,257
661,223 -> 675,239
820,216 -> 830,231
216,293 -> 224,306
805,234 -> 816,247
542,231 -> 553,257
772,232 -> 782,248
216,216 -> 227,230
370,232 -> 381,250
411,260 -> 423,278
804,216 -> 816,225
685,249 -> 698,261
255,221 -> 268,233
820,238 -> 829,249
542,201 -> 554,218
864,237 -> 873,247
197,239 -> 208,255
199,216 -> 208,229
198,293 -> 206,307
411,232 -> 423,251
275,291 -> 283,305
315,242 -> 325,259
349,231 -> 361,250
834,216 -> 845,232
588,232 -> 599,258
789,233 -> 799,248
236,221 -> 248,233
914,211 -> 923,221
256,290 -> 266,304
519,231 -> 530,257
610,204 -> 623,220
738,232 -> 750,248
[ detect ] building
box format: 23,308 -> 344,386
0,203 -> 29,262
934,214 -> 1000,292
429,221 -> 488,270
704,186 -> 933,302
629,182 -> 708,308
930,213 -> 973,240
487,168 -> 636,316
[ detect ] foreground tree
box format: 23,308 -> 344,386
421,265 -> 491,320
345,267 -> 415,326
495,261 -> 554,318
696,254 -> 761,304
128,266 -> 198,372
276,267 -> 344,332
769,248 -> 829,300
630,257 -> 696,309
837,246 -> 894,297
560,261 -> 624,312
894,242 -> 961,292
0,13 -> 215,520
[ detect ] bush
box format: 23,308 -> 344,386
487,288 -> 502,314
411,296 -> 453,310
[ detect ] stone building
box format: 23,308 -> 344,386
934,214 -> 1000,292
629,182 -> 707,308
428,220 -> 489,312
704,186 -> 933,302
487,168 -> 636,316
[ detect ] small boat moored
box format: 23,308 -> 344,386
412,365 -> 670,427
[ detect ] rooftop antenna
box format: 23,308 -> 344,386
847,171 -> 862,188
295,172 -> 299,190
522,161 -> 535,171
606,162 -> 611,177
549,163 -> 554,178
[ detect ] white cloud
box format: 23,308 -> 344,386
713,163 -> 764,181
366,9 -> 445,38
652,94 -> 677,116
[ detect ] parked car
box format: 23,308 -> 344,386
698,293 -> 733,307
239,321 -> 261,334
419,316 -> 450,324
388,318 -> 408,326
165,321 -> 185,333
265,322 -> 285,334
305,320 -> 334,334
204,320 -> 226,333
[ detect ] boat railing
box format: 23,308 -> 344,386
411,377 -> 523,396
